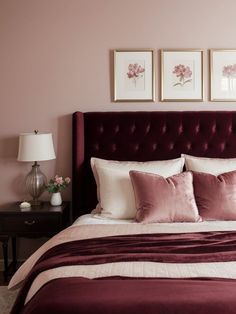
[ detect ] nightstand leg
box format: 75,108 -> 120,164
2,239 -> 8,281
12,237 -> 17,271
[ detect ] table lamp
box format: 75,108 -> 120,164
17,130 -> 56,205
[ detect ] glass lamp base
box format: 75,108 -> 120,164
30,199 -> 42,206
25,162 -> 47,206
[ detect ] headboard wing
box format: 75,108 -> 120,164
72,111 -> 236,219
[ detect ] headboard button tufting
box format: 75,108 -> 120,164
211,124 -> 216,133
178,125 -> 183,135
111,144 -> 117,152
131,124 -> 136,133
203,143 -> 209,151
195,124 -> 200,134
186,142 -> 192,150
114,125 -> 120,133
162,125 -> 167,134
73,111 -> 236,219
145,124 -> 151,134
152,143 -> 157,151
99,125 -> 104,134
220,143 -> 226,152
94,143 -> 100,151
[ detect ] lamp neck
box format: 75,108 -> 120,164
33,161 -> 39,167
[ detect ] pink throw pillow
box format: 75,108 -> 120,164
192,170 -> 236,220
129,170 -> 201,223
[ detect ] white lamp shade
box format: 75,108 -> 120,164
17,133 -> 56,162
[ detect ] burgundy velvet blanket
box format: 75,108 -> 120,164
12,231 -> 236,314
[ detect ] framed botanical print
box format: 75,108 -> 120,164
210,49 -> 236,101
113,49 -> 155,102
161,49 -> 203,101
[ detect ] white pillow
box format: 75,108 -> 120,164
182,154 -> 236,175
91,157 -> 185,219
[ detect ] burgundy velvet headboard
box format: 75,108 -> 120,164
72,111 -> 236,219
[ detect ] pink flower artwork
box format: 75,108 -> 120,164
222,64 -> 236,78
172,64 -> 192,87
127,63 -> 145,86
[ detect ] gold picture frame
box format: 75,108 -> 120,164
161,49 -> 204,102
210,49 -> 236,101
113,49 -> 155,102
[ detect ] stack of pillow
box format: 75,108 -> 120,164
91,155 -> 236,223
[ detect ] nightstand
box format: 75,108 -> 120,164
0,201 -> 71,280
0,235 -> 9,281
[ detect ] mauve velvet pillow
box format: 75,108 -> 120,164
129,170 -> 201,223
192,170 -> 236,221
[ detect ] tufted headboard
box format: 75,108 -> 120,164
72,111 -> 236,219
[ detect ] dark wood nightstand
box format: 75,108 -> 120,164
0,201 -> 71,280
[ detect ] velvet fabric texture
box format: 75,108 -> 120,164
21,277 -> 236,314
192,170 -> 236,220
130,170 -> 200,223
73,111 -> 236,219
12,231 -> 236,313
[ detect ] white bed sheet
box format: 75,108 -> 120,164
73,214 -> 236,233
73,214 -> 134,225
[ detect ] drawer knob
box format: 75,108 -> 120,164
24,220 -> 36,226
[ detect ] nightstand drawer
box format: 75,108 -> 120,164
0,202 -> 70,278
0,215 -> 60,234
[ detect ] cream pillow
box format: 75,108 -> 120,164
91,157 -> 185,219
182,154 -> 236,175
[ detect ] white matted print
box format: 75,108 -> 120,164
161,50 -> 203,101
210,49 -> 236,101
114,49 -> 155,102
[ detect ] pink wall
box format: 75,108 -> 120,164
1,0 -> 236,205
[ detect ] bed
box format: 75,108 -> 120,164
9,111 -> 236,313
